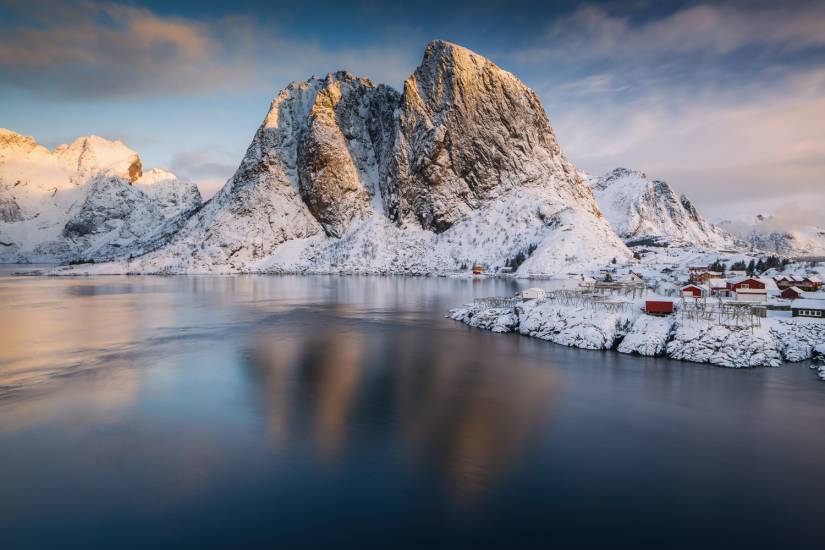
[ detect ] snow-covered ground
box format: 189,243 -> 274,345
449,295 -> 825,371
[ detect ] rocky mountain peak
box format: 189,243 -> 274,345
54,135 -> 143,183
95,41 -> 631,274
389,41 -> 591,232
0,129 -> 47,159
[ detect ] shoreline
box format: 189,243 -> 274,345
449,298 -> 825,372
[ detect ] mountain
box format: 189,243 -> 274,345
587,168 -> 735,249
0,129 -> 201,262
719,215 -> 825,257
116,40 -> 630,275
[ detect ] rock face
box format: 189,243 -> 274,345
388,41 -> 594,232
114,40 -> 630,275
296,73 -> 396,237
587,168 -> 734,249
0,129 -> 201,262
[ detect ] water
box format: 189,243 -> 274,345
1,272 -> 824,548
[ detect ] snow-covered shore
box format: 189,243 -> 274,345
449,299 -> 825,369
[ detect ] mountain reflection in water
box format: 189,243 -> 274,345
1,272 -> 824,548
243,307 -> 557,497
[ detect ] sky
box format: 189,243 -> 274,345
1,0 -> 823,223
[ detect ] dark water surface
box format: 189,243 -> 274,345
1,273 -> 824,548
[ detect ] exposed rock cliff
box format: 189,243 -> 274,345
108,40 -> 630,275
388,41 -> 596,232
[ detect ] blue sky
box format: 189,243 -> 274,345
1,0 -> 824,222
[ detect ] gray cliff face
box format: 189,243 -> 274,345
89,40 -> 634,274
62,176 -> 165,239
296,73 -> 397,237
0,188 -> 23,222
55,175 -> 200,261
183,72 -> 398,264
187,39 -> 599,255
386,41 -> 590,232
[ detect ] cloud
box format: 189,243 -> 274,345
498,2 -> 825,220
517,1 -> 825,63
167,147 -> 238,199
0,0 -> 421,99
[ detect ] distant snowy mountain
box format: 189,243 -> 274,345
102,40 -> 630,275
586,168 -> 735,249
719,215 -> 825,257
0,129 -> 201,262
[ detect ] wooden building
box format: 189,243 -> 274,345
681,284 -> 706,298
775,275 -> 823,292
645,300 -> 675,315
791,299 -> 825,318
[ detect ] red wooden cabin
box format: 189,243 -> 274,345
681,284 -> 706,298
645,300 -> 674,315
727,277 -> 766,291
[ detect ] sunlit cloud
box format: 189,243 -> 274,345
1,0 -> 823,220
0,0 -> 421,98
499,1 -> 825,220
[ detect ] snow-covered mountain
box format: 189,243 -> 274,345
719,215 -> 825,257
0,129 -> 201,262
106,40 -> 630,275
586,168 -> 735,249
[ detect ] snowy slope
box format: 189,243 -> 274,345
0,129 -> 201,262
587,168 -> 735,249
98,40 -> 630,275
719,215 -> 825,257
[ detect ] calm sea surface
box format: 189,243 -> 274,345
1,270 -> 824,548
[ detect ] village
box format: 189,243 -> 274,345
453,258 -> 825,376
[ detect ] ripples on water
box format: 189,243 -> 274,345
0,272 -> 824,548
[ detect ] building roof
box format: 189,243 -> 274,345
776,275 -> 821,284
708,278 -> 727,288
759,278 -> 779,290
791,299 -> 825,310
727,276 -> 778,290
801,291 -> 825,300
736,288 -> 767,294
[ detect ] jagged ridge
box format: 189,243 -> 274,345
113,40 -> 630,275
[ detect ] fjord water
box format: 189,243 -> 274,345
1,272 -> 824,548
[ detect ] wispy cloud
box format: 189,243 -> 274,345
2,0 -> 823,221
500,1 -> 825,220
518,1 -> 825,63
167,146 -> 238,199
0,0 -> 421,98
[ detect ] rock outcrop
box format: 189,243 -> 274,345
111,40 -> 630,275
388,41 -> 595,232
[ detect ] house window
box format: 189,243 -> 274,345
741,284 -> 749,289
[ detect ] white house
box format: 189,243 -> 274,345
736,288 -> 767,302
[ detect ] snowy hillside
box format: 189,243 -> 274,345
587,168 -> 735,249
720,215 -> 825,257
0,129 -> 201,262
90,40 -> 630,276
